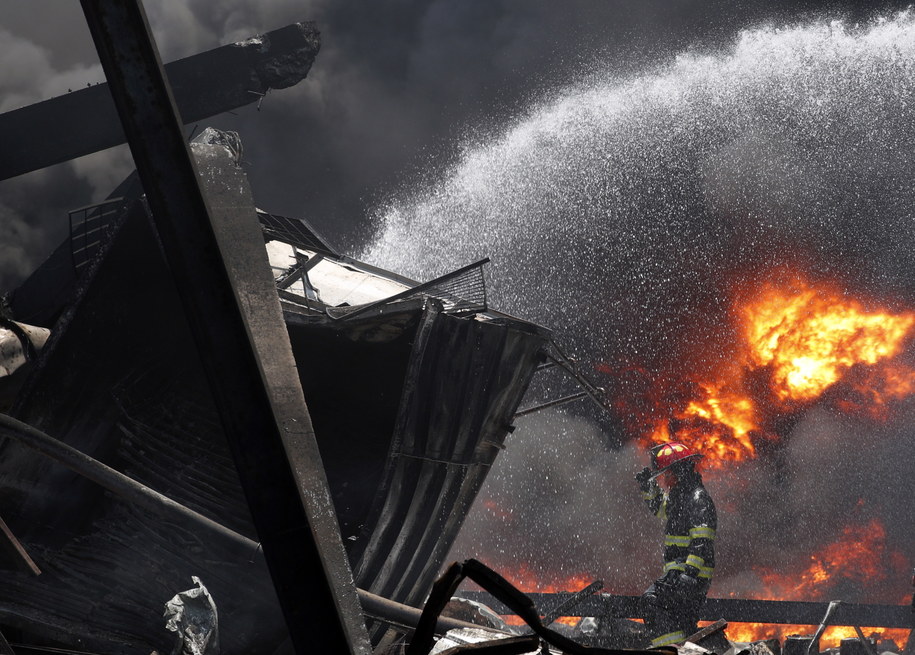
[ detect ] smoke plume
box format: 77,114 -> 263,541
364,14 -> 915,603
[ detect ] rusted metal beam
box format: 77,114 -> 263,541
541,580 -> 603,627
0,21 -> 319,181
77,1 -> 369,653
0,513 -> 40,576
457,593 -> 914,629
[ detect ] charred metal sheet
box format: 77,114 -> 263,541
259,211 -> 338,257
456,593 -> 915,629
77,1 -> 367,653
351,303 -> 547,604
350,306 -> 550,629
0,22 -> 319,181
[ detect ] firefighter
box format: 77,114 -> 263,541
635,441 -> 717,648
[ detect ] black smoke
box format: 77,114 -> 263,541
358,13 -> 915,604
2,0 -> 914,610
0,0 -> 910,291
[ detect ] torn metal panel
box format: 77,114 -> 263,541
0,22 -> 320,181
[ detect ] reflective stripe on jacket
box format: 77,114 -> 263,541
642,473 -> 717,584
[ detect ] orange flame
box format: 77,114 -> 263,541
497,564 -> 595,626
757,519 -> 891,599
733,516 -> 913,647
620,273 -> 915,467
643,380 -> 761,465
723,623 -> 911,650
743,280 -> 915,407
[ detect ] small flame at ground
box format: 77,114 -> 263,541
484,523 -> 912,647
731,515 -> 912,647
721,623 -> 911,650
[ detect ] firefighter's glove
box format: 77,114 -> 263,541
635,467 -> 654,493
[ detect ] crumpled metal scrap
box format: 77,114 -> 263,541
164,576 -> 219,655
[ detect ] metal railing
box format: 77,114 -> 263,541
327,258 -> 490,321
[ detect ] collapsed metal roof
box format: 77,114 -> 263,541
0,4 -> 550,651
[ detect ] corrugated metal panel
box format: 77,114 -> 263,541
353,304 -> 548,613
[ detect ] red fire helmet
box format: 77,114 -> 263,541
650,441 -> 702,477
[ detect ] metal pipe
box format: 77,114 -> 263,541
0,413 -> 258,559
357,587 -> 506,637
808,600 -> 842,655
514,392 -> 587,417
457,592 -> 915,629
336,258 -> 490,321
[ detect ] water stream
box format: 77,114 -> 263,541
362,14 -> 915,603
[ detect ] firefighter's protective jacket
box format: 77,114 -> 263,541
642,471 -> 716,587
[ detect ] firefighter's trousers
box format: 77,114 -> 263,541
640,581 -> 704,648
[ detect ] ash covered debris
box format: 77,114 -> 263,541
0,8 -> 549,647
0,122 -> 548,652
164,577 -> 219,655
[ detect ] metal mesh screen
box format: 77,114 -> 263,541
330,259 -> 489,320
257,211 -> 338,256
420,261 -> 487,315
69,198 -> 124,274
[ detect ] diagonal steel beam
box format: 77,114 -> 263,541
0,21 -> 319,181
77,1 -> 370,652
